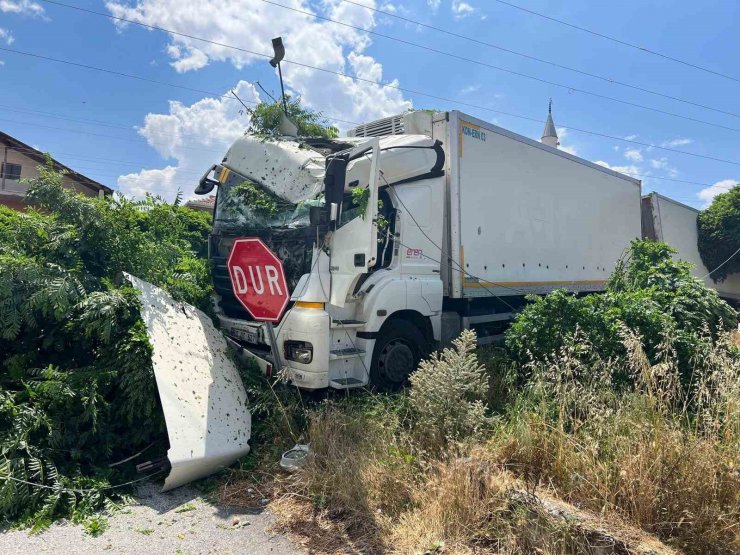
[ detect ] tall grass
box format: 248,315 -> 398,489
494,327 -> 739,554
263,327 -> 738,554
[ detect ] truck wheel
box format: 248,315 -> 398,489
370,320 -> 427,389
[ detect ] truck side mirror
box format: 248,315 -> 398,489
309,205 -> 322,226
324,156 -> 347,221
195,164 -> 219,195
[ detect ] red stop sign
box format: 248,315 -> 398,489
227,238 -> 290,322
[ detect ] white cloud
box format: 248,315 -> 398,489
427,0 -> 441,11
459,84 -> 480,95
624,134 -> 638,141
662,137 -> 692,148
105,0 -> 410,126
555,127 -> 577,156
117,80 -> 259,200
0,0 -> 43,15
452,0 -> 475,18
698,179 -> 738,207
624,148 -> 643,162
0,28 -> 14,45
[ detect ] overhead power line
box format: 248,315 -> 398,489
489,0 -> 740,85
39,0 -> 740,134
3,108 -> 720,191
338,0 -> 740,120
1,44 -> 739,168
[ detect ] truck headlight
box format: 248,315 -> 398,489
284,341 -> 313,364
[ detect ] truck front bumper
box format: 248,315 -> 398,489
220,307 -> 332,390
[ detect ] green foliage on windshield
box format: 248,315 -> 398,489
248,95 -> 339,139
697,183 -> 740,282
232,180 -> 281,218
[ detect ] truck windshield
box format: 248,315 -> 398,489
214,169 -> 322,229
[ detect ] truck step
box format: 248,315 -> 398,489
330,319 -> 366,329
329,377 -> 365,389
329,347 -> 366,360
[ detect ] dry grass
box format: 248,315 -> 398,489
223,329 -> 739,554
493,329 -> 740,554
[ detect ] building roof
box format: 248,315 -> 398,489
0,130 -> 113,195
184,196 -> 216,211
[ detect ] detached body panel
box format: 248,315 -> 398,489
126,274 -> 251,491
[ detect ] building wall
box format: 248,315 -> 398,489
0,142 -> 103,209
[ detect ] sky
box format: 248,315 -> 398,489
1,0 -> 739,208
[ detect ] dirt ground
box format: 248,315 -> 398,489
0,482 -> 302,555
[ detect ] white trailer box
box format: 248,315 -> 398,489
437,111 -> 643,298
642,192 -> 740,301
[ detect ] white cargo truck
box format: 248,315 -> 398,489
196,110 -> 642,390
642,192 -> 740,301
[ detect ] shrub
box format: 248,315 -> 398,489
697,183 -> 740,282
409,329 -> 490,450
507,240 -> 737,388
0,164 -> 212,527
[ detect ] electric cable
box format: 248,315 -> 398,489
377,167 -> 524,309
340,0 -> 740,117
2,105 -> 725,190
488,0 -> 740,85
255,0 -> 740,130
42,0 -> 740,132
0,469 -> 164,494
700,245 -> 740,280
1,43 -> 738,167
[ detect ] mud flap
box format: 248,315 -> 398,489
125,274 -> 251,491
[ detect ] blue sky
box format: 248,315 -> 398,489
1,0 -> 739,207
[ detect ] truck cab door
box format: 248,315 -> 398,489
328,138 -> 380,307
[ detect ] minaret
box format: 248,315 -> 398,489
541,98 -> 559,148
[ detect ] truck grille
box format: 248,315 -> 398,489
211,255 -> 252,319
347,114 -> 404,137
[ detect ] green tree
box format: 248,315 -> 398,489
248,95 -> 339,138
0,161 -> 213,527
697,184 -> 740,282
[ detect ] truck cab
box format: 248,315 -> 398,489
197,112 -> 448,390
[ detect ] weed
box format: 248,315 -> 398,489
174,503 -> 197,513
83,516 -> 108,537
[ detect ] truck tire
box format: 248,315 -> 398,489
370,320 -> 427,389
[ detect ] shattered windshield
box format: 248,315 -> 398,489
215,169 -> 323,229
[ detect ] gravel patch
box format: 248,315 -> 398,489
0,482 -> 302,555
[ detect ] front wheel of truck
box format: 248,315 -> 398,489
370,320 -> 427,390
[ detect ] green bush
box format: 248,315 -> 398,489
0,162 -> 212,528
506,240 -> 737,388
697,184 -> 740,282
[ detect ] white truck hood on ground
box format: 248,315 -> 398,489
126,274 -> 251,491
